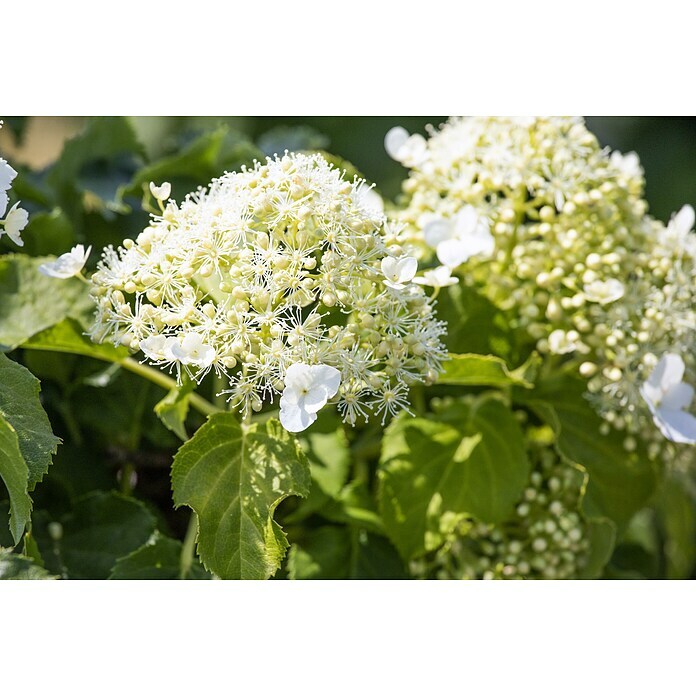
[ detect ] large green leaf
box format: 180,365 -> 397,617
120,126 -> 262,202
108,531 -> 210,580
0,354 -> 60,488
0,419 -> 32,544
438,352 -> 538,388
37,491 -> 157,579
518,376 -> 659,528
0,254 -> 93,351
656,476 -> 696,579
0,549 -> 56,580
18,208 -> 75,257
378,396 -> 531,561
171,414 -> 310,579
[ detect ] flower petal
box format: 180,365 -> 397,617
396,257 -> 418,283
302,385 -> 330,414
309,364 -> 341,397
423,219 -> 453,248
647,353 -> 685,395
661,382 -> 695,412
384,127 -> 410,161
279,402 -> 317,433
653,408 -> 696,445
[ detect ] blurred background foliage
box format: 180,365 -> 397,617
3,116 -> 695,222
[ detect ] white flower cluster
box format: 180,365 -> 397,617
0,121 -> 29,247
412,422 -> 589,580
390,117 -> 696,445
90,152 -> 447,431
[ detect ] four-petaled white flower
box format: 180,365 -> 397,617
149,181 -> 171,202
640,353 -> 696,445
279,363 -> 341,432
38,244 -> 91,278
413,265 -> 459,288
423,206 -> 495,269
139,334 -> 178,362
169,332 -> 216,368
381,255 -> 418,290
583,278 -> 625,305
384,127 -> 428,168
1,202 -> 28,246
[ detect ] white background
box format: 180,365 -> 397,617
3,2 -> 695,693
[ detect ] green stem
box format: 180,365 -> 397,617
179,512 -> 199,580
120,357 -> 220,417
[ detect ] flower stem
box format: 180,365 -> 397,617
120,357 -> 220,417
179,512 -> 198,580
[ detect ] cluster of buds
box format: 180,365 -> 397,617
390,117 -> 696,446
411,422 -> 589,580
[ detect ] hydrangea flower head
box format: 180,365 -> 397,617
90,152 -> 447,430
392,116 -> 696,445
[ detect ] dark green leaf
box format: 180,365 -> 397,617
109,531 -> 210,580
172,414 -> 310,579
0,419 -> 32,544
287,526 -> 351,580
0,353 -> 60,488
378,396 -> 531,560
18,209 -> 75,257
38,491 -> 157,579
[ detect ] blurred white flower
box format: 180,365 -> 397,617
583,278 -> 625,305
381,255 -> 417,289
38,244 -> 91,278
1,202 -> 28,246
149,181 -> 171,202
609,150 -> 642,178
548,329 -> 582,355
640,353 -> 696,444
413,265 -> 459,288
279,363 -> 341,432
0,159 -> 17,218
424,206 -> 494,268
384,127 -> 428,168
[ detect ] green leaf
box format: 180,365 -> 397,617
0,353 -> 60,488
579,517 -> 617,579
0,419 -> 32,544
120,126 -> 262,203
108,531 -> 210,580
656,476 -> 696,579
154,381 -> 195,441
287,526 -> 351,579
22,318 -> 129,363
0,549 -> 56,579
437,352 -> 539,388
436,283 -> 524,360
518,376 -> 659,528
47,116 -> 146,221
171,414 -> 311,579
37,491 -> 157,579
0,254 -> 93,351
378,396 -> 531,561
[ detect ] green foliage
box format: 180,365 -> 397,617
109,531 -> 210,580
0,255 -> 92,351
0,418 -> 32,544
0,353 -> 60,488
0,549 -> 57,580
154,381 -> 195,441
518,376 -> 659,528
378,396 -> 530,560
171,414 -> 311,579
36,491 -> 157,579
438,353 -> 538,388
